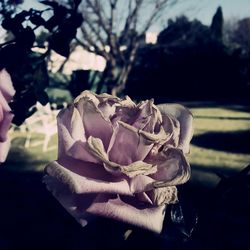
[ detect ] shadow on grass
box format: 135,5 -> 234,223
224,105 -> 250,113
6,137 -> 57,168
192,130 -> 250,154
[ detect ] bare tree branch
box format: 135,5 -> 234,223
119,0 -> 143,44
82,17 -> 107,49
142,0 -> 169,34
77,0 -> 175,95
85,0 -> 110,35
76,30 -> 108,59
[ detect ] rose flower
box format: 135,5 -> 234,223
0,69 -> 15,163
44,91 -> 193,233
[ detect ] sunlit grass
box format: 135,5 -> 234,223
188,105 -> 250,187
5,105 -> 250,185
189,106 -> 250,168
6,132 -> 57,171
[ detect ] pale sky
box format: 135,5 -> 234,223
20,0 -> 250,33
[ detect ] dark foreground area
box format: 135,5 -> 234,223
0,164 -> 249,250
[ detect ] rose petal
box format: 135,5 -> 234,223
157,104 -> 193,153
45,161 -> 132,196
109,96 -> 136,124
86,193 -> 166,233
132,100 -> 153,130
97,101 -> 116,120
121,161 -> 157,178
161,114 -> 180,148
130,175 -> 179,206
76,97 -> 113,150
57,106 -> 98,163
151,148 -> 191,187
0,139 -> 10,162
145,186 -> 178,206
0,110 -> 13,142
80,92 -> 119,120
130,175 -> 154,193
0,69 -> 15,103
43,173 -> 95,227
74,90 -> 100,106
87,136 -> 156,177
108,121 -> 154,165
132,100 -> 161,133
0,87 -> 11,112
44,161 -> 135,228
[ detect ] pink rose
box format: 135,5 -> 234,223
0,69 -> 15,163
44,91 -> 193,233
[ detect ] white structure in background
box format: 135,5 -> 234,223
48,46 -> 106,74
145,32 -> 158,44
21,102 -> 59,152
43,31 -> 157,74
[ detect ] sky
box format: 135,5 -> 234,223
20,0 -> 250,33
171,0 -> 250,25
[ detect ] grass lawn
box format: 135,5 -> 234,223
5,103 -> 250,178
188,104 -> 250,187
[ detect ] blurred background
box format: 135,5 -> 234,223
0,0 -> 249,249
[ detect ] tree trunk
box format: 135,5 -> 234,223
96,43 -> 139,96
111,43 -> 139,96
111,64 -> 132,96
96,57 -> 117,94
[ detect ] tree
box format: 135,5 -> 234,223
210,6 -> 223,42
157,16 -> 210,46
125,8 -> 249,101
76,0 -> 174,95
231,18 -> 250,53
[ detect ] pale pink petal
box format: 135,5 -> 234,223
57,106 -> 99,163
74,90 -> 100,106
44,161 -> 135,227
97,101 -> 116,120
57,156 -> 107,180
45,161 -> 132,195
57,105 -> 86,142
0,69 -> 15,102
110,106 -> 135,126
0,111 -> 14,142
86,194 -> 166,233
44,170 -> 166,233
110,96 -> 137,124
76,91 -> 118,120
108,122 -> 153,165
43,172 -> 95,227
0,139 -> 10,162
130,175 -> 179,206
161,114 -> 180,148
157,104 -> 193,153
76,97 -> 113,150
151,148 -> 191,187
132,100 -> 154,130
0,88 -> 11,112
130,175 -> 154,193
144,186 -> 178,206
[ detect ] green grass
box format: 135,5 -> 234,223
6,132 -> 58,171
188,105 -> 250,187
5,104 -> 250,187
189,106 -> 250,166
